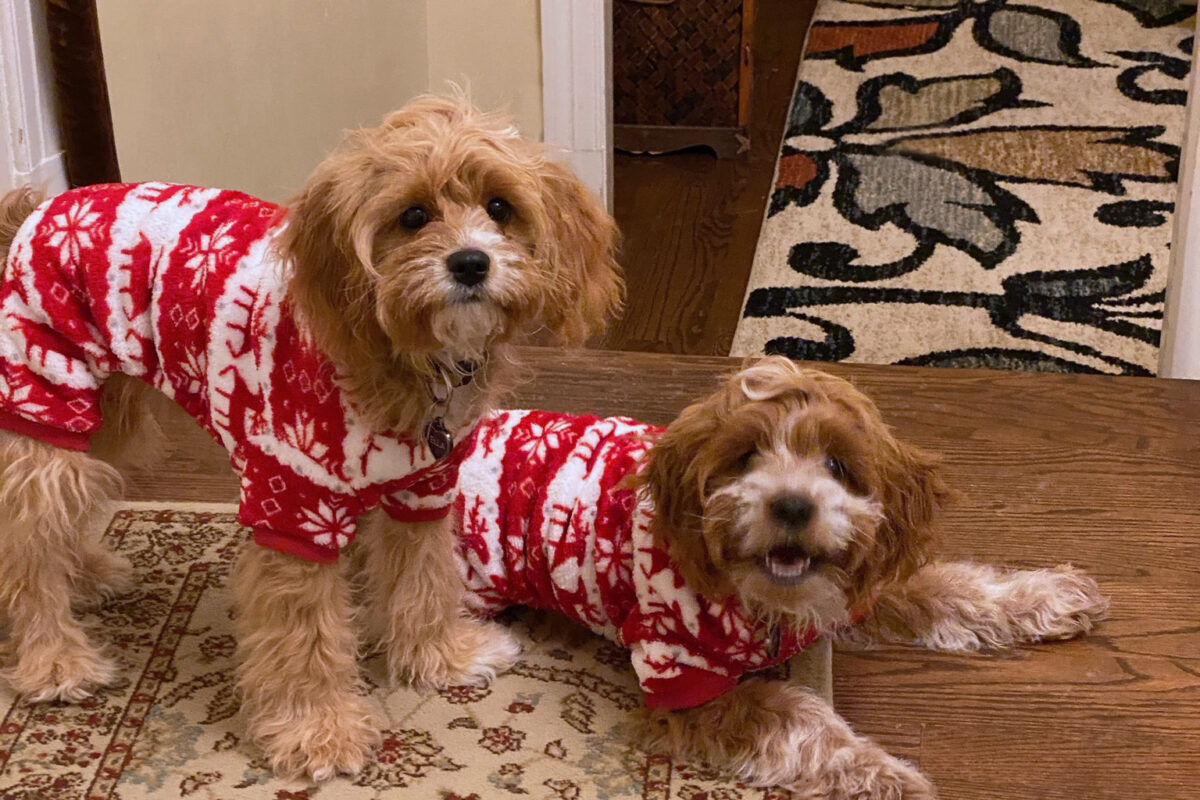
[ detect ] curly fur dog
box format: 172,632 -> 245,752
442,357 -> 1108,798
0,96 -> 622,780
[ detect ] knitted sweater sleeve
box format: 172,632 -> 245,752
620,593 -> 749,711
239,446 -> 364,564
626,632 -> 743,710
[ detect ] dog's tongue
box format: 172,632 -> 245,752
765,545 -> 811,578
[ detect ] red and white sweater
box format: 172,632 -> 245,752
0,182 -> 471,562
454,409 -> 818,710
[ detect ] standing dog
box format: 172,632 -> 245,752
448,358 -> 1107,797
0,96 -> 621,779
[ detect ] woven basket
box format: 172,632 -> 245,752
613,0 -> 754,156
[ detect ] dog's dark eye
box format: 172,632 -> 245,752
486,197 -> 512,223
399,206 -> 428,230
735,449 -> 756,471
825,456 -> 848,482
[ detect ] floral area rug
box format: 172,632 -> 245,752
731,0 -> 1195,374
0,504 -> 827,800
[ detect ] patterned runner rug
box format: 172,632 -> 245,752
0,504 -> 828,800
731,0 -> 1194,374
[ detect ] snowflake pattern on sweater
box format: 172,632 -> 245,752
455,409 -> 818,710
0,183 -> 471,562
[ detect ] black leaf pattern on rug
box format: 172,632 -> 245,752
763,314 -> 856,362
896,348 -> 1108,372
1094,0 -> 1194,28
1114,50 -> 1192,105
736,0 -> 1189,373
787,239 -> 937,283
1095,200 -> 1173,227
743,256 -> 1162,375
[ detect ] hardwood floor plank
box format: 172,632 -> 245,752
605,0 -> 816,355
516,349 -> 1200,800
119,343 -> 1200,800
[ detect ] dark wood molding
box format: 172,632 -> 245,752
614,124 -> 748,159
608,0 -> 814,355
44,0 -> 120,186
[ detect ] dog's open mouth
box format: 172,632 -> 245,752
761,545 -> 819,585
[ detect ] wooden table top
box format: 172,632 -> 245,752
132,346 -> 1200,800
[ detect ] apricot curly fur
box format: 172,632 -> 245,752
0,95 -> 620,781
631,356 -> 1107,797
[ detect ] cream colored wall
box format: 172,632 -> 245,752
98,0 -> 431,202
98,0 -> 543,203
424,0 -> 542,139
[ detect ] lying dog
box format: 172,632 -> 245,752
445,357 -> 1108,798
0,96 -> 622,779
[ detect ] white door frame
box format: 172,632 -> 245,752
539,0 -> 612,210
1161,46 -> 1200,379
0,0 -> 67,194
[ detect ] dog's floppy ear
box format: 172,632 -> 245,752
279,144 -> 391,372
532,160 -> 624,345
872,435 -> 950,585
640,382 -> 741,599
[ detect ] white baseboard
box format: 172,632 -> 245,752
0,0 -> 67,194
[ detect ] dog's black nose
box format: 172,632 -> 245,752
769,494 -> 814,528
447,248 -> 490,287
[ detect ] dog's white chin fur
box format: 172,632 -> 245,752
743,570 -> 853,633
430,302 -> 507,360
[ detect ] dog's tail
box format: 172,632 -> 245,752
0,187 -> 43,265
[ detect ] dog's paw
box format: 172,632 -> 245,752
5,639 -> 115,703
452,618 -> 522,685
798,745 -> 936,800
395,617 -> 521,690
73,548 -> 133,608
912,562 -> 1110,652
255,694 -> 381,782
1010,564 -> 1109,643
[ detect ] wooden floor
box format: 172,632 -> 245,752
603,0 -> 817,356
126,349 -> 1200,800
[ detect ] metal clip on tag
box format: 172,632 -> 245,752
423,362 -> 458,461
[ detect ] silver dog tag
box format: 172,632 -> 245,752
424,417 -> 453,460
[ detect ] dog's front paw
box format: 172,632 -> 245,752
798,745 -> 936,800
393,617 -> 520,690
253,694 -> 380,782
1012,564 -> 1109,643
5,639 -> 115,703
